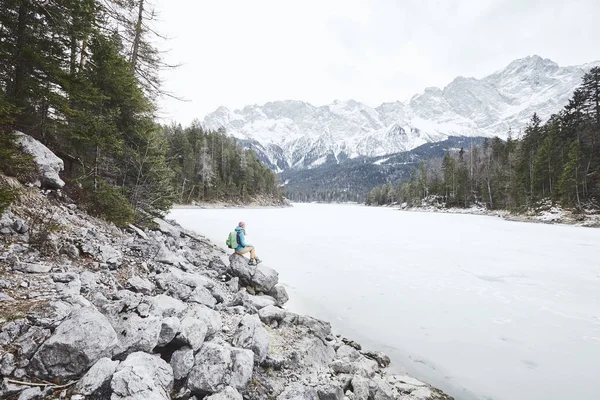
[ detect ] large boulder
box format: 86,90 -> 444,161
229,254 -> 278,292
277,383 -> 319,400
186,343 -> 254,394
205,387 -> 243,400
110,352 -> 173,400
157,316 -> 181,347
111,314 -> 162,357
14,131 -> 64,189
73,358 -> 120,397
177,304 -> 222,351
267,284 -> 289,306
29,308 -> 118,379
170,347 -> 194,381
232,314 -> 270,363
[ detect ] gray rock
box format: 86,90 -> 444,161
14,131 -> 65,188
127,275 -> 154,295
267,284 -> 290,306
277,383 -> 319,400
330,356 -> 378,378
80,271 -> 98,292
153,218 -> 181,238
147,294 -> 187,318
208,258 -> 228,275
232,314 -> 270,363
170,347 -> 194,380
370,377 -> 395,400
177,304 -> 222,351
157,316 -> 181,347
29,307 -> 118,379
246,294 -> 276,310
317,384 -> 344,400
351,376 -> 370,400
17,387 -> 42,400
12,219 -> 29,234
110,352 -> 173,400
13,262 -> 52,274
188,286 -> 217,308
0,352 -> 15,376
98,245 -> 121,265
205,387 -> 243,400
27,300 -> 75,329
155,243 -> 187,266
128,224 -> 148,240
228,277 -> 239,292
74,357 -> 119,396
361,350 -> 391,368
0,292 -> 14,301
155,268 -> 214,290
0,377 -> 26,397
61,243 -> 80,259
229,254 -> 278,292
15,326 -> 50,362
112,313 -> 162,357
187,343 -> 254,394
0,319 -> 28,346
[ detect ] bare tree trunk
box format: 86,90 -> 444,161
80,34 -> 88,70
130,0 -> 144,69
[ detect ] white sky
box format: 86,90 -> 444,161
153,0 -> 600,125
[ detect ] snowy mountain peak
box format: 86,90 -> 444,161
203,56 -> 598,170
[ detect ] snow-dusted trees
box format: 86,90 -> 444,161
367,68 -> 600,210
164,124 -> 283,204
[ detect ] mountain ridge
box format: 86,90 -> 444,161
203,55 -> 598,170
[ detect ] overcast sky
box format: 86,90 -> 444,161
153,0 -> 600,125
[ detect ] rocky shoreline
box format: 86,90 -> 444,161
390,202 -> 600,228
0,189 -> 452,399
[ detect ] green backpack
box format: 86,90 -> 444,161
225,231 -> 238,249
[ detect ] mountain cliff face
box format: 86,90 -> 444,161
203,56 -> 599,170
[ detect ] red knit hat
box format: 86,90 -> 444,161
238,221 -> 245,228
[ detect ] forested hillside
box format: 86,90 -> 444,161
367,68 -> 600,211
0,0 -> 281,225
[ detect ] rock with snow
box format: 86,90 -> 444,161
14,131 -> 65,188
186,343 -> 254,394
170,347 -> 194,381
29,308 -> 118,379
232,314 -> 270,363
110,352 -> 173,400
73,357 -> 119,397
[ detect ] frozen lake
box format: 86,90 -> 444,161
169,203 -> 600,400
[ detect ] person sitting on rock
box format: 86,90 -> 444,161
235,221 -> 262,265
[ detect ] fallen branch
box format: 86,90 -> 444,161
6,378 -> 78,390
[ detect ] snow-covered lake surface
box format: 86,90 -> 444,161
169,203 -> 600,400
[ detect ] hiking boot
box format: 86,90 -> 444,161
255,258 -> 262,265
248,258 -> 257,266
